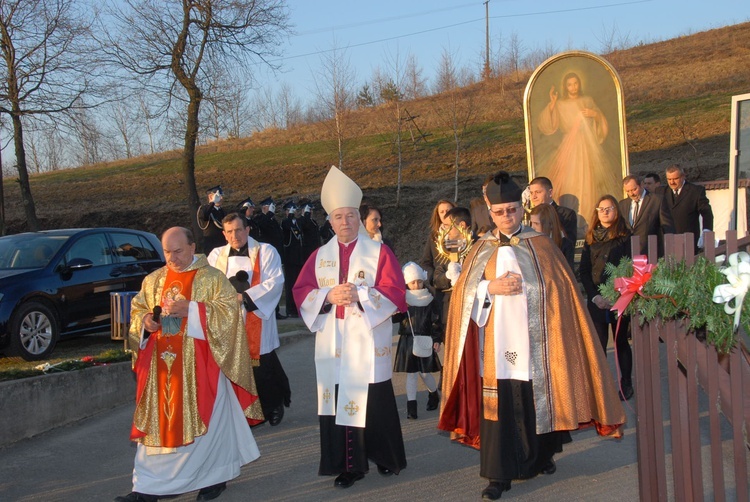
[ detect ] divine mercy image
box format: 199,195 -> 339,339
524,52 -> 628,232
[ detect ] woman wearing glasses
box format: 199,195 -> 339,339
578,195 -> 634,401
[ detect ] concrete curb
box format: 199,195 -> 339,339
0,328 -> 312,448
0,362 -> 136,448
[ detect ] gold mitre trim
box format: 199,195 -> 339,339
321,166 -> 363,214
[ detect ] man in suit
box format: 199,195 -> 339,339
664,164 -> 714,252
642,172 -> 663,194
528,176 -> 578,241
281,201 -> 304,318
197,185 -> 227,254
619,174 -> 675,256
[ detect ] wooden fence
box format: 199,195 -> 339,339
632,231 -> 749,501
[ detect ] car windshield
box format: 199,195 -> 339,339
0,234 -> 69,269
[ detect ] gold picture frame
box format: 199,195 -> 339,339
523,51 -> 629,230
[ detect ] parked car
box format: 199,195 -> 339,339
0,228 -> 165,361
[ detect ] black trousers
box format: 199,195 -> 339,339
480,379 -> 570,481
589,307 -> 633,386
252,350 -> 292,416
318,381 -> 407,476
283,264 -> 302,316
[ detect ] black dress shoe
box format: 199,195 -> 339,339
114,492 -> 159,502
376,464 -> 394,476
275,313 -> 287,320
269,404 -> 285,426
196,482 -> 226,501
540,458 -> 556,475
619,384 -> 634,401
334,471 -> 364,488
481,481 -> 511,500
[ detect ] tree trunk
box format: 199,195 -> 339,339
0,141 -> 5,235
395,102 -> 403,208
454,129 -> 460,203
335,109 -> 343,169
11,111 -> 39,231
183,89 -> 202,247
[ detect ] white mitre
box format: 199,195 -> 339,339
320,165 -> 363,213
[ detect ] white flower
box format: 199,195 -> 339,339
712,251 -> 750,331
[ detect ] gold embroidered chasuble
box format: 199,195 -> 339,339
439,230 -> 625,445
128,254 -> 262,447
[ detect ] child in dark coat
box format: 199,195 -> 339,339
393,262 -> 442,419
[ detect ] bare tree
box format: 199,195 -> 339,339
200,60 -> 251,142
596,21 -> 632,55
225,85 -> 249,138
379,47 -> 407,206
524,40 -> 558,72
433,47 -> 477,202
249,86 -> 280,131
403,53 -> 427,100
24,119 -> 67,172
70,104 -> 105,166
101,0 -> 291,244
312,40 -> 356,170
109,93 -> 140,158
0,0 -> 95,230
505,31 -> 524,83
138,95 -> 159,155
277,82 -> 302,129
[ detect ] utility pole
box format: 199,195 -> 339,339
483,0 -> 491,80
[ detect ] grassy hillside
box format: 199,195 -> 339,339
3,22 -> 749,263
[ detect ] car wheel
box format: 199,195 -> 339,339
9,301 -> 60,361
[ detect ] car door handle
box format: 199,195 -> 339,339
110,269 -> 123,277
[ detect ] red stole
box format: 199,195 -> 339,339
244,253 -> 262,361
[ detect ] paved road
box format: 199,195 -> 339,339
0,330 -> 639,501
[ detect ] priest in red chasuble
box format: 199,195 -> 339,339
116,227 -> 263,502
438,172 -> 625,501
293,166 -> 407,490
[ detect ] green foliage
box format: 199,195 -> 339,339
600,255 -> 745,353
379,80 -> 403,102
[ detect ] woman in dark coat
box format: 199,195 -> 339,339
578,194 -> 634,401
419,199 -> 456,336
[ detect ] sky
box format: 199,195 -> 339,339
252,0 -> 747,106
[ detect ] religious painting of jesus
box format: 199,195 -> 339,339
524,51 -> 628,232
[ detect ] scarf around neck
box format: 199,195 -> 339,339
406,288 -> 433,307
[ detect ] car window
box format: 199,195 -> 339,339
110,232 -> 160,262
0,234 -> 68,269
64,234 -> 112,267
